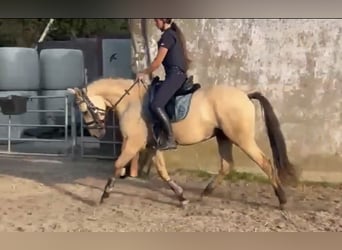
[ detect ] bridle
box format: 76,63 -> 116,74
78,88 -> 107,129
77,79 -> 148,130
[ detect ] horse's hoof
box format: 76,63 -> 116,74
198,193 -> 208,203
279,203 -> 286,210
99,198 -> 105,204
180,199 -> 190,208
99,191 -> 110,204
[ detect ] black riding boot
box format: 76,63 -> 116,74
154,107 -> 177,150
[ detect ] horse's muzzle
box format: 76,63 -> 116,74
92,129 -> 106,140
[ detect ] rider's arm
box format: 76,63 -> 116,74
141,47 -> 168,75
140,31 -> 175,75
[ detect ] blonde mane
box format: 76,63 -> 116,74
84,77 -> 147,104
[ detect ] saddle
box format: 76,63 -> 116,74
152,75 -> 200,94
148,75 -> 201,119
147,75 -> 201,147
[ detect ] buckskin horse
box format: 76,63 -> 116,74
67,75 -> 298,210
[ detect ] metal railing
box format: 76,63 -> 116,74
79,111 -> 123,160
0,95 -> 76,157
0,93 -> 124,160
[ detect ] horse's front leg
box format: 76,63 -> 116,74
152,150 -> 189,207
99,137 -> 141,204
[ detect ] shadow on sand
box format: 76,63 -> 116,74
0,156 -> 288,210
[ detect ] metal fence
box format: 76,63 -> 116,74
0,93 -> 123,160
79,111 -> 123,160
0,94 -> 76,157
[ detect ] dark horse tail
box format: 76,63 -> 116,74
248,92 -> 299,186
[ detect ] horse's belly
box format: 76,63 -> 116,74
172,108 -> 216,145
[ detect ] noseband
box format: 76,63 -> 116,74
79,89 -> 107,129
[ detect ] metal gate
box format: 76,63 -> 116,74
78,111 -> 123,160
0,93 -> 124,160
0,94 -> 75,157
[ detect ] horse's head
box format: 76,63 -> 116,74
67,87 -> 107,139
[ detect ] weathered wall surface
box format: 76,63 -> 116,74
130,19 -> 342,172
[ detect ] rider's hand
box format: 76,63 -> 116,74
136,72 -> 145,82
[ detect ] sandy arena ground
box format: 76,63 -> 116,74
0,156 -> 342,232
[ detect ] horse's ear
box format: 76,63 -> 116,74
67,88 -> 76,95
67,87 -> 82,98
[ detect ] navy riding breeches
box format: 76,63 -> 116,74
150,68 -> 186,113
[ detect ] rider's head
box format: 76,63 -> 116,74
153,18 -> 192,72
154,18 -> 172,31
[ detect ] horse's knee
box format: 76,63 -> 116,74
114,150 -> 139,170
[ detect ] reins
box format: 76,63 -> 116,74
80,78 -> 148,129
110,78 -> 148,109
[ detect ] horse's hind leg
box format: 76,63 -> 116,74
237,139 -> 286,209
201,131 -> 234,198
138,149 -> 154,177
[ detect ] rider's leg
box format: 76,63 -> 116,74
150,70 -> 186,150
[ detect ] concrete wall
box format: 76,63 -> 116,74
130,19 -> 342,173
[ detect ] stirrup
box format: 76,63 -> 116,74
156,139 -> 177,151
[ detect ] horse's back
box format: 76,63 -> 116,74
200,84 -> 255,122
197,84 -> 252,108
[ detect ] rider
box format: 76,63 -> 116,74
136,18 -> 191,151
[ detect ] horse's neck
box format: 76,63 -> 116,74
89,80 -> 146,116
